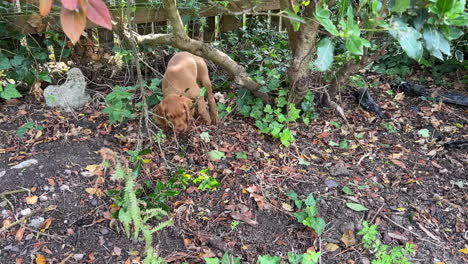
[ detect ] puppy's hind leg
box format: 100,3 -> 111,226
197,59 -> 220,124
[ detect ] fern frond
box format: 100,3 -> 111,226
150,220 -> 172,234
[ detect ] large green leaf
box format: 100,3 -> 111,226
435,0 -> 456,15
345,36 -> 370,55
314,37 -> 335,71
0,84 -> 22,100
0,56 -> 11,70
390,0 -> 411,13
389,19 -> 423,61
442,26 -> 464,40
423,27 -> 451,60
315,4 -> 340,36
447,13 -> 468,26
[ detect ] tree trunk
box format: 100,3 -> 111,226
282,3 -> 320,105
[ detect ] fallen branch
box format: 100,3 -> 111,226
0,188 -> 29,197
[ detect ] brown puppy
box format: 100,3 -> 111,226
155,52 -> 219,133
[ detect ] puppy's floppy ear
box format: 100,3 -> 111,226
154,102 -> 167,127
183,97 -> 193,124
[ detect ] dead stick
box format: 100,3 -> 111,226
0,188 -> 29,197
0,207 -> 42,233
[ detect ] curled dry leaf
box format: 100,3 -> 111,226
25,195 -> 39,205
340,229 -> 356,247
35,254 -> 46,264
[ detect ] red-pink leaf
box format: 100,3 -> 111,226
391,159 -> 407,169
86,0 -> 112,30
39,0 -> 53,16
60,7 -> 86,44
61,0 -> 78,10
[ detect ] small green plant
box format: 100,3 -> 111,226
193,168 -> 220,191
288,191 -> 326,236
358,221 -> 415,264
382,122 -> 397,134
102,85 -> 136,124
230,221 -> 240,230
111,152 -> 171,264
205,252 -> 241,264
16,122 -> 44,138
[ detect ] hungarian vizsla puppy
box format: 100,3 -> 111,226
155,52 -> 219,133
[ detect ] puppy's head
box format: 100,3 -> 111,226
155,94 -> 193,133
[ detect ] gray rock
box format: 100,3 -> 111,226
0,170 -> 5,178
325,179 -> 340,188
11,159 -> 38,169
44,68 -> 90,112
29,217 -> 45,228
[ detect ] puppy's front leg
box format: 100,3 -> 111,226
197,98 -> 212,125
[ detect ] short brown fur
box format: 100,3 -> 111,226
155,52 -> 219,133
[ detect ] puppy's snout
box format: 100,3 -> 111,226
176,126 -> 186,133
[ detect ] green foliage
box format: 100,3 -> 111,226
111,152 -> 170,264
230,221 -> 240,230
16,122 -> 44,138
205,252 -> 241,264
382,122 -> 397,134
0,83 -> 22,100
193,168 -> 220,191
102,85 -> 136,124
0,22 -> 65,93
346,202 -> 369,212
288,191 -> 326,236
358,221 -> 415,264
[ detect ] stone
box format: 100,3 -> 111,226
44,68 -> 90,112
11,159 -> 38,169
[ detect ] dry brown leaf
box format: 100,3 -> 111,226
391,159 -> 407,169
15,258 -> 23,264
40,218 -> 53,231
85,188 -> 98,195
25,196 -> 38,205
15,227 -> 26,241
324,242 -> 340,252
340,229 -> 356,247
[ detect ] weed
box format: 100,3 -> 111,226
16,122 -> 44,138
358,221 -> 415,264
288,191 -> 326,236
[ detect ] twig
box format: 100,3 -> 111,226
0,207 -> 42,232
0,188 -> 29,197
24,226 -> 65,242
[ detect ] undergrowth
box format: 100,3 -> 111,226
358,221 -> 415,264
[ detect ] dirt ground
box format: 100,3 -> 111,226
0,80 -> 467,264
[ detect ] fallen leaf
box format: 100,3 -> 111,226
85,188 -> 98,195
35,254 -> 46,264
281,202 -> 294,212
230,212 -> 258,226
340,229 -> 356,247
15,258 -> 23,264
346,202 -> 369,212
391,159 -> 407,169
41,246 -> 53,254
15,227 -> 26,241
39,218 -> 53,230
324,242 -> 340,252
25,196 -> 39,205
459,248 -> 468,254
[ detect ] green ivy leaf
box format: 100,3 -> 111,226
235,152 -> 248,159
280,128 -> 294,146
346,202 -> 369,211
209,150 -> 225,161
417,128 -> 430,138
0,56 -> 11,70
342,186 -> 354,195
1,84 -> 22,100
257,255 -> 282,264
314,37 -> 335,71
